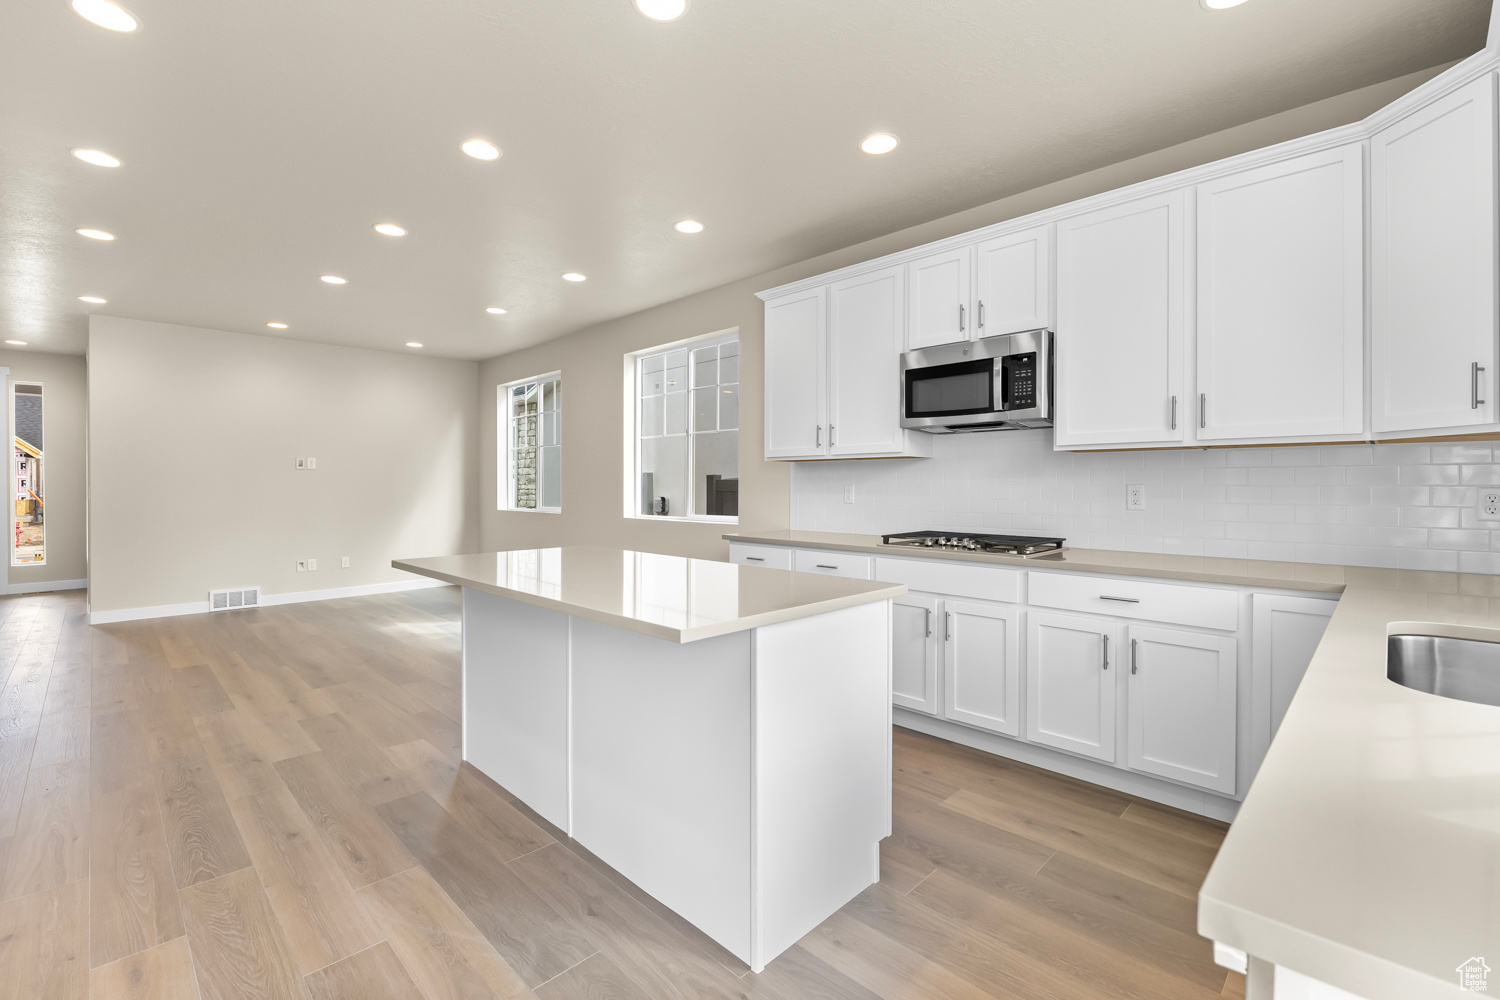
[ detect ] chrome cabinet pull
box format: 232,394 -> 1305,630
1200,393 -> 1207,429
1099,595 -> 1141,603
1102,634 -> 1110,670
745,556 -> 765,562
945,611 -> 953,642
924,607 -> 932,638
815,564 -> 837,570
1474,362 -> 1487,409
815,424 -> 822,447
1131,638 -> 1139,675
1170,395 -> 1178,431
977,300 -> 985,330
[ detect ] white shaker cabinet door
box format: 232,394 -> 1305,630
942,600 -> 1022,737
907,246 -> 972,350
1125,626 -> 1238,795
1196,144 -> 1365,441
763,287 -> 828,459
892,595 -> 940,715
828,265 -> 906,456
1371,75 -> 1498,436
974,225 -> 1051,338
1025,612 -> 1120,762
1054,192 -> 1187,448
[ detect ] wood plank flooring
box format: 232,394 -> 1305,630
0,586 -> 1244,999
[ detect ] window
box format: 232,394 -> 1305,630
633,331 -> 738,520
501,373 -> 561,512
11,381 -> 44,565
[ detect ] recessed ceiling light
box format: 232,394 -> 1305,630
1200,0 -> 1250,7
319,274 -> 347,284
71,0 -> 138,31
4,340 -> 26,346
860,133 -> 899,155
71,148 -> 120,168
266,322 -> 288,329
486,307 -> 507,315
406,342 -> 423,348
674,219 -> 704,234
75,228 -> 115,240
78,295 -> 106,304
373,223 -> 406,237
633,0 -> 687,20
460,139 -> 501,160
562,272 -> 587,282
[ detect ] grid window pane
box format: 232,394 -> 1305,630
641,394 -> 664,436
664,391 -> 688,435
540,445 -> 561,508
542,410 -> 559,447
720,384 -> 739,430
693,387 -> 717,431
720,354 -> 739,383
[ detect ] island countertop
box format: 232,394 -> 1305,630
393,546 -> 906,643
727,528 -> 1500,999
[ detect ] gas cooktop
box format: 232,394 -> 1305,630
880,530 -> 1065,556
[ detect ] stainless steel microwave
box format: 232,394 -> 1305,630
900,329 -> 1053,433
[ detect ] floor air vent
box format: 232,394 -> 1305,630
209,587 -> 261,611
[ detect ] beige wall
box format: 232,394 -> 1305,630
3,349 -> 87,590
88,317 -> 479,614
478,63 -> 1450,560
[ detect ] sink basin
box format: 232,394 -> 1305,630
1388,634 -> 1500,707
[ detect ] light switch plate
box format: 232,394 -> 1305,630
307,558 -> 317,571
1478,490 -> 1500,521
296,560 -> 306,572
1127,485 -> 1146,511
307,457 -> 316,469
295,457 -> 306,470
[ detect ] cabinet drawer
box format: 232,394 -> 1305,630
874,556 -> 1022,604
729,543 -> 793,571
1029,572 -> 1238,631
794,549 -> 873,580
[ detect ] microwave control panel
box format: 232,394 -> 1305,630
1002,352 -> 1038,410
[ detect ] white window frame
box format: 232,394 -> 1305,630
627,328 -> 740,524
10,377 -> 45,567
499,371 -> 562,514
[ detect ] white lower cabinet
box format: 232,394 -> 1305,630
1125,625 -> 1238,795
892,595 -> 940,715
942,600 -> 1022,737
1026,612 -> 1121,762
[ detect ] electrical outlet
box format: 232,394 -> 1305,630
307,558 -> 317,571
341,556 -> 350,568
843,484 -> 855,504
307,457 -> 316,469
1479,490 -> 1500,521
1127,485 -> 1147,511
295,457 -> 306,470
296,560 -> 306,572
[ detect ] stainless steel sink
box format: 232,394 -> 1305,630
1388,634 -> 1500,707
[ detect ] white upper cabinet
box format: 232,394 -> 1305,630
1196,145 -> 1365,442
762,287 -> 827,459
1054,191 -> 1188,448
829,265 -> 906,456
974,226 -> 1051,337
1371,74 -> 1498,436
906,247 -> 972,350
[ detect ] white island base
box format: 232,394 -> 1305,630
461,587 -> 892,972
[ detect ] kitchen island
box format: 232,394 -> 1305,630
392,547 -> 906,973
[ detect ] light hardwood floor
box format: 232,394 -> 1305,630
0,586 -> 1245,1000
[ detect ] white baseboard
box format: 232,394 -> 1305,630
87,577 -> 449,625
2,578 -> 87,596
894,708 -> 1241,823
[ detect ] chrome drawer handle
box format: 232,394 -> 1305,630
1474,362 -> 1487,409
924,607 -> 932,638
815,564 -> 837,570
1099,595 -> 1141,603
1102,634 -> 1109,670
945,611 -> 953,641
744,556 -> 765,562
1131,638 -> 1139,675
1170,395 -> 1177,431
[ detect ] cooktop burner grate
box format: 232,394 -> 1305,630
881,530 -> 1065,556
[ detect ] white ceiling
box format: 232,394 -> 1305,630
0,0 -> 1490,359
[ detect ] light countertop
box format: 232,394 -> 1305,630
392,547 -> 906,644
729,528 -> 1500,999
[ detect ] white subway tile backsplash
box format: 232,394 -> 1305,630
791,429 -> 1500,574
